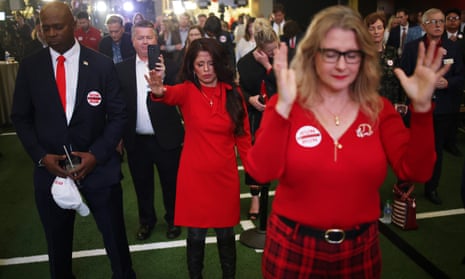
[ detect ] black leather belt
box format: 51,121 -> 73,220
278,215 -> 373,244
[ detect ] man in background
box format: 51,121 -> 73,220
178,13 -> 191,47
115,20 -> 184,241
442,8 -> 465,157
271,4 -> 286,37
99,14 -> 135,63
75,11 -> 101,51
387,8 -> 422,56
401,8 -> 465,205
197,13 -> 207,28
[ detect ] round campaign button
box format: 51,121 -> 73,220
295,125 -> 322,148
87,91 -> 102,106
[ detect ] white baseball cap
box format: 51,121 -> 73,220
51,176 -> 90,216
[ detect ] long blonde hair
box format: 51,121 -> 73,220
254,18 -> 279,49
291,5 -> 382,122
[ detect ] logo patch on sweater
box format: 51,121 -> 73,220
356,123 -> 373,138
296,126 -> 321,147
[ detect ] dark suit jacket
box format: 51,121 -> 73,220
115,56 -> 184,152
401,35 -> 465,114
11,46 -> 126,189
281,32 -> 303,62
98,32 -> 135,62
387,24 -> 419,50
237,49 -> 277,135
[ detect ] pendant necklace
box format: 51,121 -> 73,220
199,83 -> 220,108
323,100 -> 350,126
199,87 -> 213,107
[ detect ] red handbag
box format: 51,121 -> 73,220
392,183 -> 418,230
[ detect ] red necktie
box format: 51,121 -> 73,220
400,27 -> 406,49
56,55 -> 66,112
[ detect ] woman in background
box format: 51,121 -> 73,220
237,18 -> 279,220
235,17 -> 256,63
365,12 -> 403,105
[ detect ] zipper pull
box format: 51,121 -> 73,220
334,140 -> 343,162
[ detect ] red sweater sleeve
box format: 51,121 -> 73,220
380,99 -> 436,182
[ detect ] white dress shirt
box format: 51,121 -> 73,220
50,39 -> 80,125
135,55 -> 155,135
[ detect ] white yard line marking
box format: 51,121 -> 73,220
0,132 -> 16,136
416,208 -> 465,219
0,234 -> 238,266
1,207 -> 464,266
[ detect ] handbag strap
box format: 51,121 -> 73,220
393,183 -> 415,202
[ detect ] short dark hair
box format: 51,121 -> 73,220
444,8 -> 461,17
76,11 -> 89,20
273,3 -> 285,14
203,15 -> 222,37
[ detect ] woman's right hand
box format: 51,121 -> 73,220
394,41 -> 451,112
273,42 -> 296,119
145,68 -> 165,97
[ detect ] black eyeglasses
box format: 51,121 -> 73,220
424,19 -> 445,25
318,48 -> 364,64
446,16 -> 460,22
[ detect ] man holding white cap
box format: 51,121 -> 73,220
11,2 -> 135,278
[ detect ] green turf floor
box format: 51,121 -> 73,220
1,128 -> 465,278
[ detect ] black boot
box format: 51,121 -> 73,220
217,235 -> 236,279
187,238 -> 205,279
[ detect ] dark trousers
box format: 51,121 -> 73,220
425,114 -> 454,192
35,181 -> 135,279
126,134 -> 181,226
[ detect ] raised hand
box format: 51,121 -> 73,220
394,41 -> 451,112
273,42 -> 296,118
145,67 -> 166,97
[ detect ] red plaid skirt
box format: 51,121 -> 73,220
262,212 -> 381,279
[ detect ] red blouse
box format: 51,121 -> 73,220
247,96 -> 435,228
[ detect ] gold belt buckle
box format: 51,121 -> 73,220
324,229 -> 345,244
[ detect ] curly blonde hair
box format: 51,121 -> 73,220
291,5 -> 382,122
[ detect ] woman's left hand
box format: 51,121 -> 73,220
394,41 -> 451,112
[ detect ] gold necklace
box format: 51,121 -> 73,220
199,86 -> 214,107
322,101 -> 350,126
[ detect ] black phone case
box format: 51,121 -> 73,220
148,44 -> 161,70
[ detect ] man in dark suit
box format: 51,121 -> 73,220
401,8 -> 465,205
10,2 -> 135,278
442,8 -> 465,157
281,19 -> 303,63
387,8 -> 420,56
99,14 -> 135,63
115,20 -> 184,241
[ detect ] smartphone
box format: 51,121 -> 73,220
148,44 -> 161,70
